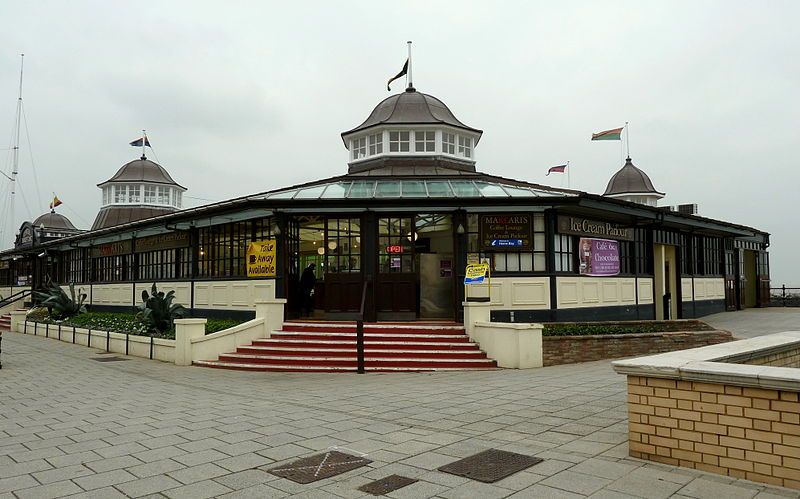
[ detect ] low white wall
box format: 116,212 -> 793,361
462,301 -> 543,369
175,298 -> 286,365
0,286 -> 31,315
88,279 -> 276,311
557,276 -> 652,309
12,317 -> 175,363
466,276 -> 550,309
681,278 -> 693,302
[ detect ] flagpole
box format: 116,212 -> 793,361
407,41 -> 413,89
625,121 -> 630,158
141,129 -> 146,158
567,161 -> 571,189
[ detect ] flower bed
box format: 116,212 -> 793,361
34,312 -> 243,339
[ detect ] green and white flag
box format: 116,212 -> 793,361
591,127 -> 623,141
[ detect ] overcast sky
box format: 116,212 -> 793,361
0,1 -> 797,285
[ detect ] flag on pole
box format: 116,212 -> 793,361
129,136 -> 151,147
387,59 -> 409,91
547,164 -> 567,175
591,127 -> 623,141
49,195 -> 62,210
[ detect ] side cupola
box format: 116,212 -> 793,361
603,156 -> 665,206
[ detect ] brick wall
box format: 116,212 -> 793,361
542,331 -> 732,366
627,375 -> 800,489
732,348 -> 800,368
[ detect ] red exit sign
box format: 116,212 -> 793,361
386,245 -> 403,254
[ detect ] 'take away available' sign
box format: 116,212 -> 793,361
479,214 -> 532,251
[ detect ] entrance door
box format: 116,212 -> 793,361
376,216 -> 417,320
757,251 -> 770,308
416,214 -> 455,319
323,217 -> 363,315
724,248 -> 737,311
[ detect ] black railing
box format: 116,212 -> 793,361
0,289 -> 31,310
356,280 -> 369,374
770,286 -> 800,307
23,320 -> 157,359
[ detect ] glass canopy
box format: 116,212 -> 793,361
258,179 -> 573,201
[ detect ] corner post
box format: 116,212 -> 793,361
174,318 -> 207,366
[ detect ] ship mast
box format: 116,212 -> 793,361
9,54 -> 24,242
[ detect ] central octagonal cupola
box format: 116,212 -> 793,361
341,87 -> 482,174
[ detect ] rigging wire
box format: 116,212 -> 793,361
60,203 -> 92,228
21,102 -> 44,213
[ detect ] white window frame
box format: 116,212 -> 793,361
114,185 -> 126,203
368,133 -> 383,156
144,185 -> 157,204
389,131 -> 410,153
442,132 -> 456,155
128,184 -> 141,203
352,136 -> 367,160
414,130 -> 435,152
458,135 -> 472,158
158,186 -> 170,205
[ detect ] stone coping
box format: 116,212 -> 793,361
473,321 -> 542,330
612,331 -> 800,392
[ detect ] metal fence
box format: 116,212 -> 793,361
770,286 -> 800,307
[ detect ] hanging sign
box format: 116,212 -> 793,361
246,239 -> 277,277
480,214 -> 532,251
578,238 -> 620,276
464,263 -> 490,284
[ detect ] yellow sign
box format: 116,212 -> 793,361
466,253 -> 480,265
464,263 -> 490,284
246,240 -> 277,277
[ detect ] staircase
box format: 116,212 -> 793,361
0,314 -> 11,331
194,322 -> 497,372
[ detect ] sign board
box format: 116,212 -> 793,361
558,215 -> 633,241
480,214 -> 532,251
578,238 -> 620,276
464,263 -> 490,284
246,239 -> 277,277
135,232 -> 190,253
386,245 -> 403,254
91,240 -> 133,258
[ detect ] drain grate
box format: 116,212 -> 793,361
269,451 -> 372,484
438,449 -> 543,483
358,475 -> 418,495
91,357 -> 129,362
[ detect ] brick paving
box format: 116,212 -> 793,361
2,321 -> 800,498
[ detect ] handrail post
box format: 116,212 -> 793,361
356,320 -> 365,374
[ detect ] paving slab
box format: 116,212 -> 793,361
3,326 -> 800,499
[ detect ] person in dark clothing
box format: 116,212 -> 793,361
299,263 -> 317,317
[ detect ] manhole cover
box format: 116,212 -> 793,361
438,449 -> 543,483
91,357 -> 129,362
358,475 -> 418,495
269,451 -> 372,484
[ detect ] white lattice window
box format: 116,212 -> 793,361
352,137 -> 367,160
144,185 -> 156,203
389,131 -> 410,152
368,133 -> 383,155
414,131 -> 435,152
442,133 -> 455,154
458,136 -> 472,158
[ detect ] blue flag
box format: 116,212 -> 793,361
129,137 -> 151,147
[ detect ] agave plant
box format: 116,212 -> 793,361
32,279 -> 87,319
136,283 -> 187,336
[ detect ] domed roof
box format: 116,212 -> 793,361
341,87 -> 482,142
98,156 -> 185,189
604,157 -> 664,196
32,211 -> 77,230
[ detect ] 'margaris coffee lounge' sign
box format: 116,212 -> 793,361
480,214 -> 533,250
557,216 -> 634,242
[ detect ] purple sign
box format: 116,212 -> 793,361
578,238 -> 620,276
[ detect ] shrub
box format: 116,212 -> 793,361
32,279 -> 87,319
136,283 -> 187,336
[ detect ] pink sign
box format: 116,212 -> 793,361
578,238 -> 620,276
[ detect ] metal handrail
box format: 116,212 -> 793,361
770,285 -> 800,307
356,280 -> 369,374
0,289 -> 31,310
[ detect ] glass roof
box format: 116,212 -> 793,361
258,179 -> 573,201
